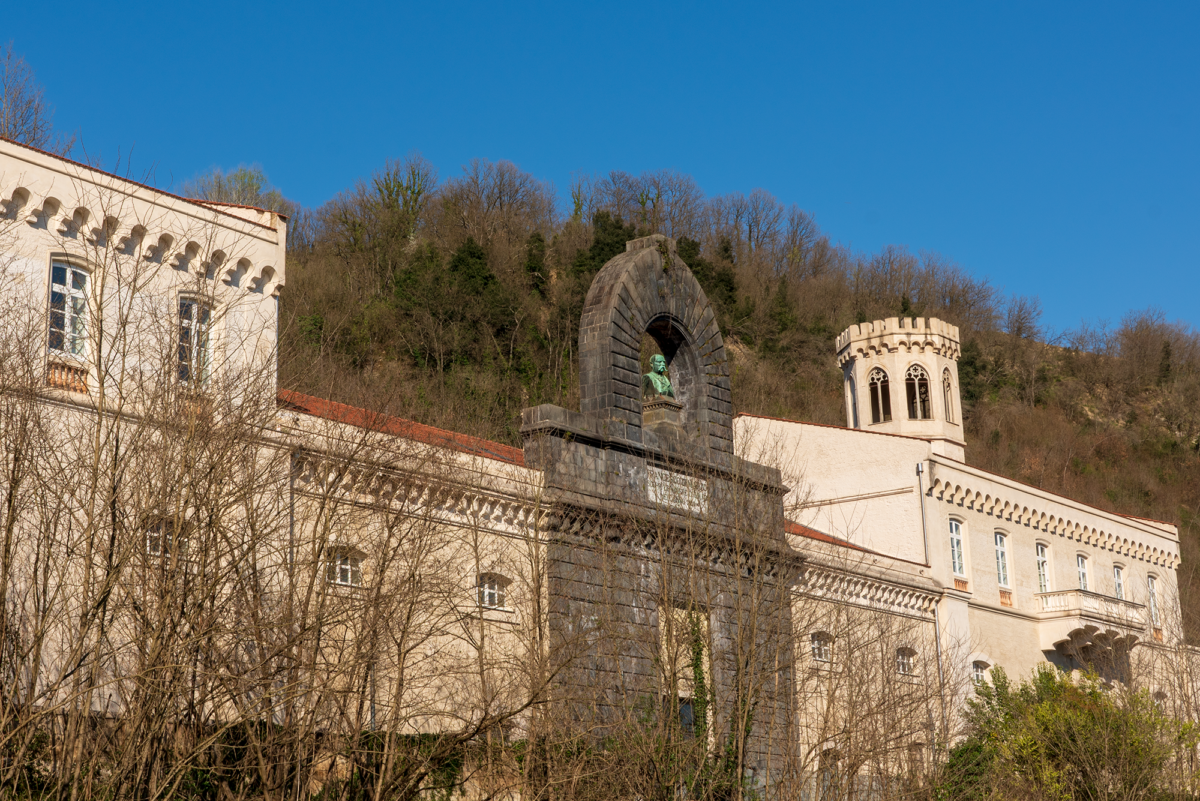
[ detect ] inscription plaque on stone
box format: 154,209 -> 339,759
646,465 -> 708,515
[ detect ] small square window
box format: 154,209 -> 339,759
810,632 -> 833,663
478,574 -> 507,609
327,553 -> 363,587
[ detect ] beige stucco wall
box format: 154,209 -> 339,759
735,412 -> 1183,695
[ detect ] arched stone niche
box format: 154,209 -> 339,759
578,234 -> 732,456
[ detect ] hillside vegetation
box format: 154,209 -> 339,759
268,156 -> 1200,634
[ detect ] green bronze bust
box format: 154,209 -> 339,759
642,354 -> 675,399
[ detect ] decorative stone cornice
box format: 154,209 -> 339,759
795,562 -> 940,620
292,451 -> 539,537
929,458 -> 1179,570
0,141 -> 284,296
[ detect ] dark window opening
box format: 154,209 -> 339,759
906,365 -> 932,420
868,368 -> 892,424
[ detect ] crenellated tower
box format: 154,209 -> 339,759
836,317 -> 965,460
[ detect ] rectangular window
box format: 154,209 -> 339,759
1148,576 -> 1160,626
326,553 -> 362,587
949,520 -> 965,576
49,261 -> 89,356
1077,555 -> 1088,591
1113,566 -> 1124,600
478,575 -> 506,609
810,633 -> 832,663
178,298 -> 212,385
1036,544 -> 1049,593
994,533 -> 1009,587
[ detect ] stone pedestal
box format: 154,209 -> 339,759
642,396 -> 682,429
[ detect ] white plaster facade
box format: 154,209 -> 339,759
0,137 -> 1187,794
737,316 -> 1182,689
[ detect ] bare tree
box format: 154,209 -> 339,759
0,41 -> 74,155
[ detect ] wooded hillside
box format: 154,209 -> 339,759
270,156 -> 1200,635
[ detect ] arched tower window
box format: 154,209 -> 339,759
942,368 -> 955,423
868,368 -> 892,424
847,376 -> 859,428
905,365 -> 932,420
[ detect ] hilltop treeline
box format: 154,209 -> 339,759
276,155 -> 1200,632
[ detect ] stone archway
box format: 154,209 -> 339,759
577,234 -> 732,456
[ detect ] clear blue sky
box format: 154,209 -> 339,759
6,2 -> 1198,334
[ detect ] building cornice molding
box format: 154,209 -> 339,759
291,449 -> 541,539
795,559 -> 940,621
929,457 -> 1179,570
1,146 -> 284,296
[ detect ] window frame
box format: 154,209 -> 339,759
178,296 -> 213,386
904,364 -> 932,420
972,660 -> 990,684
1147,574 -> 1160,626
810,632 -> 833,663
867,367 -> 892,424
477,572 -> 509,610
1036,542 -> 1051,594
1076,554 -> 1088,592
48,259 -> 90,358
847,376 -> 859,428
896,646 -> 917,676
994,532 -> 1010,588
1113,564 -> 1125,600
942,368 -> 955,424
326,550 -> 364,588
949,519 -> 966,577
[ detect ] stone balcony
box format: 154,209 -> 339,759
1035,589 -> 1147,664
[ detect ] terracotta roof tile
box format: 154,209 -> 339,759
784,519 -> 866,551
277,390 -> 525,467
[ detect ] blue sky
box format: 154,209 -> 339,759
6,2 -> 1197,334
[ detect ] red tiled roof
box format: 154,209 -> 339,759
0,136 -> 280,231
784,520 -> 867,552
277,390 -> 525,467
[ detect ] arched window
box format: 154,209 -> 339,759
1113,565 -> 1125,600
972,660 -> 990,684
477,573 -> 510,609
1154,691 -> 1168,710
896,647 -> 917,676
868,368 -> 892,424
847,376 -> 859,428
994,533 -> 1009,587
1147,575 -> 1160,626
1076,555 -> 1088,591
326,549 -> 363,587
810,632 -> 833,663
905,365 -> 932,420
1036,543 -> 1051,593
949,520 -> 965,576
943,368 -> 955,423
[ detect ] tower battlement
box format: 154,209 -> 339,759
836,317 -> 965,459
836,317 -> 960,366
